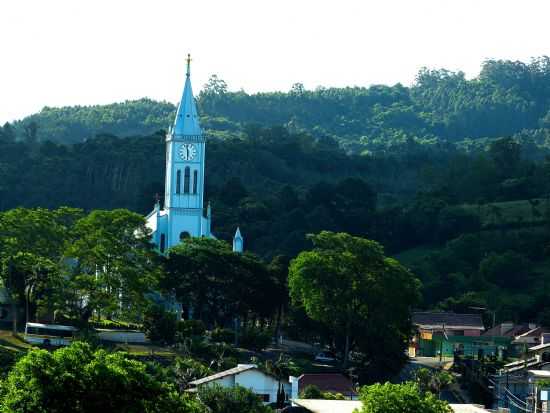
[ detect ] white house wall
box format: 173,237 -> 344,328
235,370 -> 283,403
209,375 -> 235,388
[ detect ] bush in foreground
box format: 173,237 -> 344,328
357,382 -> 452,413
0,342 -> 203,413
198,384 -> 272,413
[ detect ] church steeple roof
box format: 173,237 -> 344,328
173,54 -> 202,136
234,227 -> 243,240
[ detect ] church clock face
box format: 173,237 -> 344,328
179,143 -> 197,161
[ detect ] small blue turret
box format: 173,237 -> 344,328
233,227 -> 244,253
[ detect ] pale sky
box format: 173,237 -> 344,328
1,0 -> 549,124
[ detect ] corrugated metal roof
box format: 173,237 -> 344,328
483,323 -> 531,337
412,312 -> 484,330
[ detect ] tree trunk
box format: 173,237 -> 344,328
80,307 -> 93,326
274,303 -> 283,341
11,301 -> 17,335
343,324 -> 351,368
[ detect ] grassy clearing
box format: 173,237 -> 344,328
394,245 -> 442,268
461,198 -> 550,228
111,343 -> 176,357
0,330 -> 33,352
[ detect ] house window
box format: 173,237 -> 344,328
193,170 -> 198,194
184,167 -> 190,193
176,170 -> 181,194
160,234 -> 165,253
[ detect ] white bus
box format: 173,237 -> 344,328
24,322 -> 78,346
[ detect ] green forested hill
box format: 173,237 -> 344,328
12,98 -> 176,145
2,57 -> 550,324
11,57 -> 550,155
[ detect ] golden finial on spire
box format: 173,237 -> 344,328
186,54 -> 192,77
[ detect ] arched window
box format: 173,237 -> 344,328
193,170 -> 198,194
184,167 -> 190,193
180,231 -> 191,241
160,234 -> 166,253
176,170 -> 181,194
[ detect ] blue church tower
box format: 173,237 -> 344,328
146,55 -> 243,253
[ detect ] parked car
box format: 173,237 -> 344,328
314,351 -> 337,363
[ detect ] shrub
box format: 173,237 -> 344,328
143,304 -> 177,344
210,327 -> 235,344
89,318 -> 141,330
198,384 -> 272,413
239,327 -> 271,351
177,319 -> 206,338
298,384 -> 345,400
0,348 -> 17,379
0,342 -> 203,413
300,384 -> 324,399
357,382 -> 452,413
323,392 -> 346,400
173,357 -> 212,389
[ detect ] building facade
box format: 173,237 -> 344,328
189,364 -> 295,405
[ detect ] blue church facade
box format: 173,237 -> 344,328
146,56 -> 243,253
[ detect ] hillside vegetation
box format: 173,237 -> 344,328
10,57 -> 550,156
2,57 -> 550,325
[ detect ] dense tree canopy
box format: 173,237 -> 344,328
0,342 -> 203,413
2,56 -> 550,332
164,238 -> 281,325
289,231 -> 420,369
357,382 -> 452,413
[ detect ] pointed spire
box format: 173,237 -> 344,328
233,227 -> 244,253
173,54 -> 202,136
186,54 -> 191,77
234,227 -> 242,239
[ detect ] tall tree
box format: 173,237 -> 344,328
63,209 -> 159,323
289,231 -> 420,367
0,207 -> 81,329
164,238 -> 277,326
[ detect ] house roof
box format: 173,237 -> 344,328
189,364 -> 257,386
504,357 -> 543,373
298,374 -> 356,395
529,370 -> 550,379
516,327 -> 550,338
505,357 -> 538,368
528,342 -> 550,352
483,323 -> 531,337
412,312 -> 484,330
